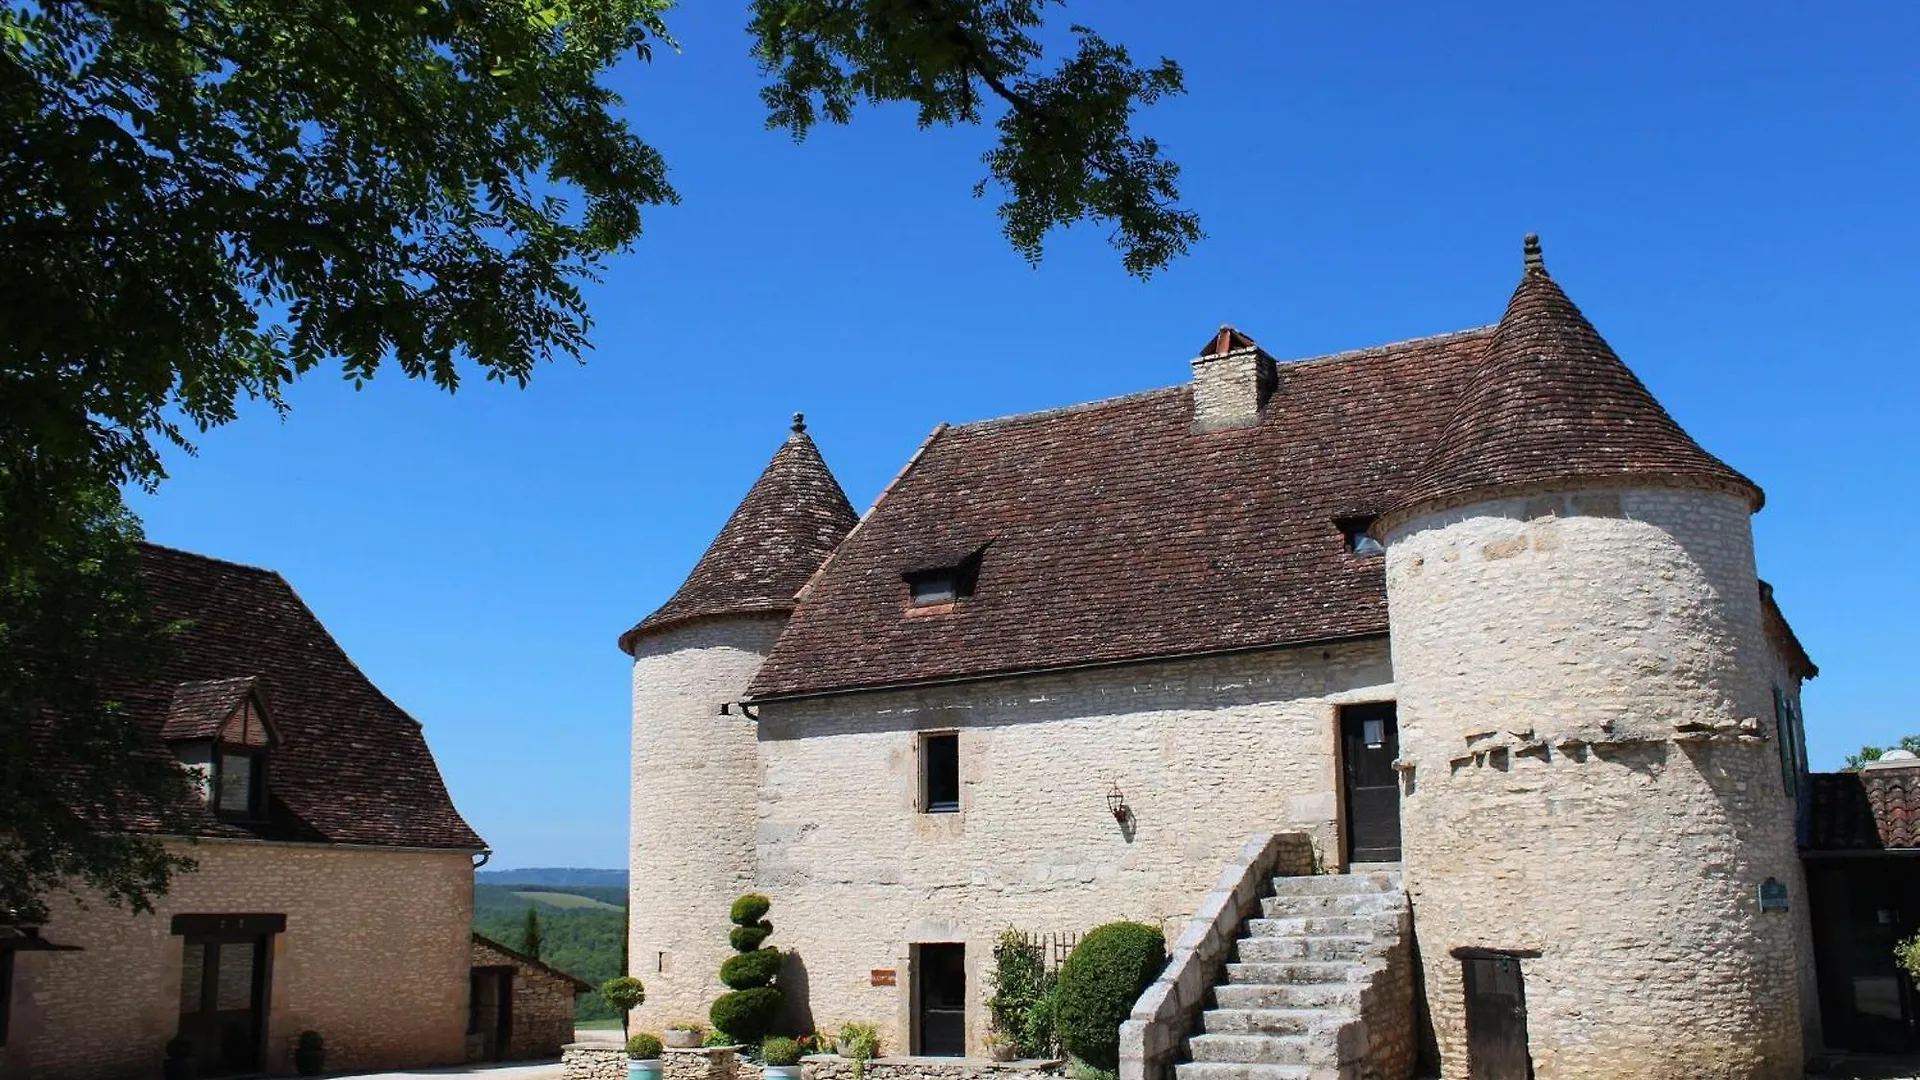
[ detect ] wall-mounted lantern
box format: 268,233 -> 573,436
1107,782 -> 1131,824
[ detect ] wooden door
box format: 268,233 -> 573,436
1463,954 -> 1532,1080
1341,703 -> 1402,863
178,935 -> 268,1076
914,943 -> 966,1057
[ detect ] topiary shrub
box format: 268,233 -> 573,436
709,986 -> 783,1043
627,1033 -> 664,1060
711,894 -> 785,1042
762,1036 -> 803,1066
730,894 -> 772,924
730,923 -> 773,952
1054,922 -> 1166,1072
721,947 -> 784,990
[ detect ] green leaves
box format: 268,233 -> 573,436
749,0 -> 1200,276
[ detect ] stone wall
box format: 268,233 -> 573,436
1,840 -> 473,1080
564,1043 -> 629,1080
753,641 -> 1394,1055
629,615 -> 786,1034
471,934 -> 581,1059
1384,486 -> 1810,1079
804,1055 -> 1067,1080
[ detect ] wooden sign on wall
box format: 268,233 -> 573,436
870,968 -> 897,987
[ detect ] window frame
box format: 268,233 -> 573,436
211,747 -> 269,823
1,944 -> 13,1048
919,731 -> 961,814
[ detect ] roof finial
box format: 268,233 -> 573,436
791,412 -> 807,435
1523,233 -> 1545,273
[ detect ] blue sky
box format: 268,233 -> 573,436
128,2 -> 1920,869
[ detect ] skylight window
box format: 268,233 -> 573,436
903,548 -> 984,607
1337,516 -> 1384,557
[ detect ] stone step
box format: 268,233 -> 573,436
1212,981 -> 1365,1010
1266,872 -> 1399,895
1174,1063 -> 1311,1080
1199,1007 -> 1332,1037
1245,914 -> 1392,938
1186,1034 -> 1312,1066
1224,960 -> 1363,986
1260,892 -> 1397,918
1235,934 -> 1375,963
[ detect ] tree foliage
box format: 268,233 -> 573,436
522,903 -> 545,959
1844,736 -> 1920,771
1,0 -> 1192,922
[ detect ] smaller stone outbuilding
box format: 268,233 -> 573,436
470,933 -> 593,1062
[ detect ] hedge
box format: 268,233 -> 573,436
1054,922 -> 1166,1071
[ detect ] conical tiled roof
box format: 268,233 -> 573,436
1387,236 -> 1760,522
619,415 -> 857,652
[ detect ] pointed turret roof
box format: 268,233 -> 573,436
619,414 -> 857,653
1386,235 -> 1760,522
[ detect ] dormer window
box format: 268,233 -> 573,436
1337,516 -> 1384,557
903,548 -> 984,608
163,677 -> 276,823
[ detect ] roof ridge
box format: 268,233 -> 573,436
952,385 -> 1185,433
138,541 -> 282,578
1273,324 -> 1497,368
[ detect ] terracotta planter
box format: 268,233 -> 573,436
663,1028 -> 703,1049
986,1044 -> 1017,1063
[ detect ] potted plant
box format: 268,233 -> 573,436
294,1030 -> 326,1076
983,1030 -> 1017,1063
663,1020 -> 706,1049
627,1034 -> 664,1080
163,1037 -> 197,1080
836,1022 -> 878,1079
762,1036 -> 804,1080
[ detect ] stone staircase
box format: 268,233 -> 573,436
1173,870 -> 1413,1080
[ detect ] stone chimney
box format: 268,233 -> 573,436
1190,325 -> 1275,432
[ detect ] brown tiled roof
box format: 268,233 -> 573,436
619,417 -> 857,652
1808,765 -> 1920,851
1387,236 -> 1760,523
746,239 -> 1783,701
472,932 -> 595,992
748,330 -> 1494,699
161,676 -> 259,741
118,544 -> 485,850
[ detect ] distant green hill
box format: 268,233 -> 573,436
513,889 -> 622,911
479,867 -> 628,889
475,881 -> 625,1021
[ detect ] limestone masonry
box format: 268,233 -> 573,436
623,238 -> 1824,1079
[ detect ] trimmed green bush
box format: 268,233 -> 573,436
762,1037 -> 803,1066
730,893 -> 772,924
709,986 -> 783,1043
627,1034 -> 664,1060
730,923 -> 773,952
712,894 -> 785,1041
1054,922 -> 1166,1071
721,947 -> 783,990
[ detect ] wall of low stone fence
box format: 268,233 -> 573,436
562,1046 -> 1065,1080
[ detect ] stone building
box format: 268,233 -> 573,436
0,545 -> 488,1080
470,933 -> 594,1062
620,238 -> 1825,1079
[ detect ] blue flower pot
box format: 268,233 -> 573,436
629,1059 -> 663,1080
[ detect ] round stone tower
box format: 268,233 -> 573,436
1378,239 -> 1810,1079
617,414 -> 856,1032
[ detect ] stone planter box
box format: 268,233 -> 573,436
664,1029 -> 705,1049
